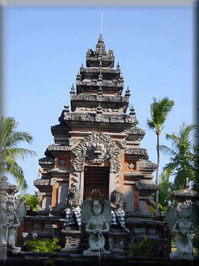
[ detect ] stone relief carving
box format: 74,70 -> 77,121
129,128 -> 145,135
71,94 -> 128,103
139,160 -> 157,170
128,163 -> 135,170
125,148 -> 148,156
34,179 -> 50,186
136,182 -> 157,191
63,112 -> 134,125
72,132 -> 121,173
48,144 -> 71,151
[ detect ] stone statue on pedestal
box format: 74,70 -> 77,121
165,200 -> 195,259
64,188 -> 81,230
81,190 -> 111,256
0,176 -> 27,256
0,197 -> 26,252
110,190 -> 128,232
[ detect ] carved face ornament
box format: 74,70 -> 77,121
86,142 -> 106,164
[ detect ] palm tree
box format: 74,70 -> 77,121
0,117 -> 36,190
147,97 -> 174,216
160,123 -> 197,189
158,170 -> 175,212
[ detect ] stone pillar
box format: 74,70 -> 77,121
123,186 -> 134,214
72,171 -> 84,202
58,184 -> 68,208
109,173 -> 119,200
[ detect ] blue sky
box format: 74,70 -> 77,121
4,7 -> 193,194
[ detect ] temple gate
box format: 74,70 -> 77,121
21,34 -> 161,248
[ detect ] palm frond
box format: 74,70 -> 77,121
163,161 -> 178,177
0,116 -> 36,190
181,125 -> 197,143
159,145 -> 177,156
147,97 -> 174,135
146,118 -> 155,129
166,133 -> 180,144
4,156 -> 28,190
5,147 -> 37,161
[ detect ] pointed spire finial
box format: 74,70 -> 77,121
71,84 -> 75,90
100,13 -> 103,35
185,178 -> 190,189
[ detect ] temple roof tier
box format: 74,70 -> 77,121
47,144 -> 71,151
125,148 -> 148,159
135,182 -> 158,193
125,127 -> 145,141
59,111 -> 137,126
71,94 -> 129,113
51,124 -> 71,136
34,179 -> 51,190
139,159 -> 157,172
76,80 -> 124,95
79,67 -> 120,80
39,157 -> 55,170
86,34 -> 114,68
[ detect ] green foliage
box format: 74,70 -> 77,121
147,97 -> 174,216
126,237 -> 158,256
19,192 -> 39,211
24,238 -> 61,253
158,171 -> 175,210
160,123 -> 198,189
0,117 -> 37,190
147,97 -> 174,136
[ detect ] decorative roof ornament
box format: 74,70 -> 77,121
184,177 -> 190,189
76,71 -> 81,80
96,104 -> 103,114
98,33 -> 104,44
96,33 -> 105,55
125,86 -> 131,98
119,72 -> 124,81
98,86 -> 103,96
129,105 -> 136,116
70,84 -> 75,95
64,106 -> 69,113
80,64 -> 84,71
116,62 -> 120,70
98,67 -> 103,82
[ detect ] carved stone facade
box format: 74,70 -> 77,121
73,132 -> 121,173
22,34 -> 159,244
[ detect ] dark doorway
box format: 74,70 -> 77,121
84,166 -> 109,200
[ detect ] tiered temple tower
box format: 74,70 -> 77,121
24,35 -> 160,242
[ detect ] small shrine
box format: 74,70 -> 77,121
22,34 -> 162,252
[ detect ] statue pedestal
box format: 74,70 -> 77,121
0,244 -> 6,260
83,249 -> 111,256
61,229 -> 81,252
169,253 -> 193,260
7,247 -> 21,254
109,231 -> 129,252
